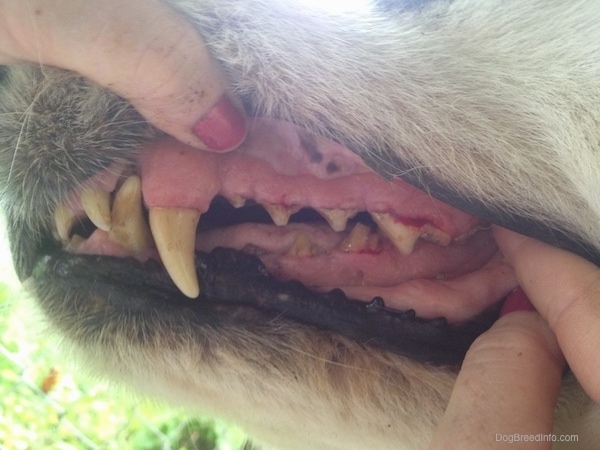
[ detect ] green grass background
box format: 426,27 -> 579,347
0,221 -> 247,450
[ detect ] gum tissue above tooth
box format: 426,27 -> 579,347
317,208 -> 357,232
149,207 -> 201,299
80,187 -> 111,231
108,175 -> 153,255
371,212 -> 421,256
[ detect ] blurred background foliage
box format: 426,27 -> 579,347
0,222 -> 248,450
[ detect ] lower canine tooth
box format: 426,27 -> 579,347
371,212 -> 420,256
318,208 -> 357,232
109,175 -> 152,255
81,187 -> 111,231
54,202 -> 77,241
149,207 -> 201,299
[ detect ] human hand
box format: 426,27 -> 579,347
0,0 -> 246,151
430,226 -> 600,449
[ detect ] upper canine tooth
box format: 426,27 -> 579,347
54,202 -> 77,241
109,175 -> 152,255
264,204 -> 299,227
371,212 -> 420,256
149,207 -> 201,299
317,208 -> 357,232
80,187 -> 111,231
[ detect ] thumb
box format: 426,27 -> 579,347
0,0 -> 246,151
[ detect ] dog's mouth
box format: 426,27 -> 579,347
44,117 -> 517,364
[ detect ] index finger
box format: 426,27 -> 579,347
0,0 -> 245,151
493,226 -> 600,403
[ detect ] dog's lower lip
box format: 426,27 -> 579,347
32,247 -> 501,366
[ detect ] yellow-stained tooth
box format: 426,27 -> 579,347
371,212 -> 421,256
149,207 -> 201,298
54,202 -> 77,241
109,175 -> 152,255
318,208 -> 357,232
81,187 -> 111,231
264,204 -> 299,227
227,194 -> 246,208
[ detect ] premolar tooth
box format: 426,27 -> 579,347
264,204 -> 299,227
318,208 -> 357,232
81,187 -> 111,231
227,194 -> 246,208
109,175 -> 152,255
288,233 -> 313,257
371,212 -> 420,256
339,223 -> 380,253
53,203 -> 77,241
149,207 -> 201,298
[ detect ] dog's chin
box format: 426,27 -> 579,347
29,117 -> 518,367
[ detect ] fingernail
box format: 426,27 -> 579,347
499,287 -> 537,317
193,96 -> 246,151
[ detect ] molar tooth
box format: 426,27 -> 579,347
371,212 -> 420,256
420,224 -> 451,247
80,187 -> 111,231
54,202 -> 77,241
318,208 -> 357,232
109,175 -> 152,255
264,204 -> 299,227
149,207 -> 201,298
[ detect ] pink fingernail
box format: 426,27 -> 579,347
193,96 -> 246,151
499,287 -> 537,317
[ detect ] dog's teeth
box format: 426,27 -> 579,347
54,202 -> 77,241
371,212 -> 421,256
108,175 -> 152,255
420,224 -> 451,246
264,204 -> 299,227
287,233 -> 314,257
149,207 -> 201,298
317,208 -> 357,232
227,194 -> 246,208
339,223 -> 379,253
80,187 -> 111,231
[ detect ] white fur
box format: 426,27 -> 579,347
2,1 -> 600,448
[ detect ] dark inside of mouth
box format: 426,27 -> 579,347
198,196 -> 374,231
35,245 -> 499,366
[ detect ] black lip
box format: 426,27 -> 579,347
33,247 -> 499,366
